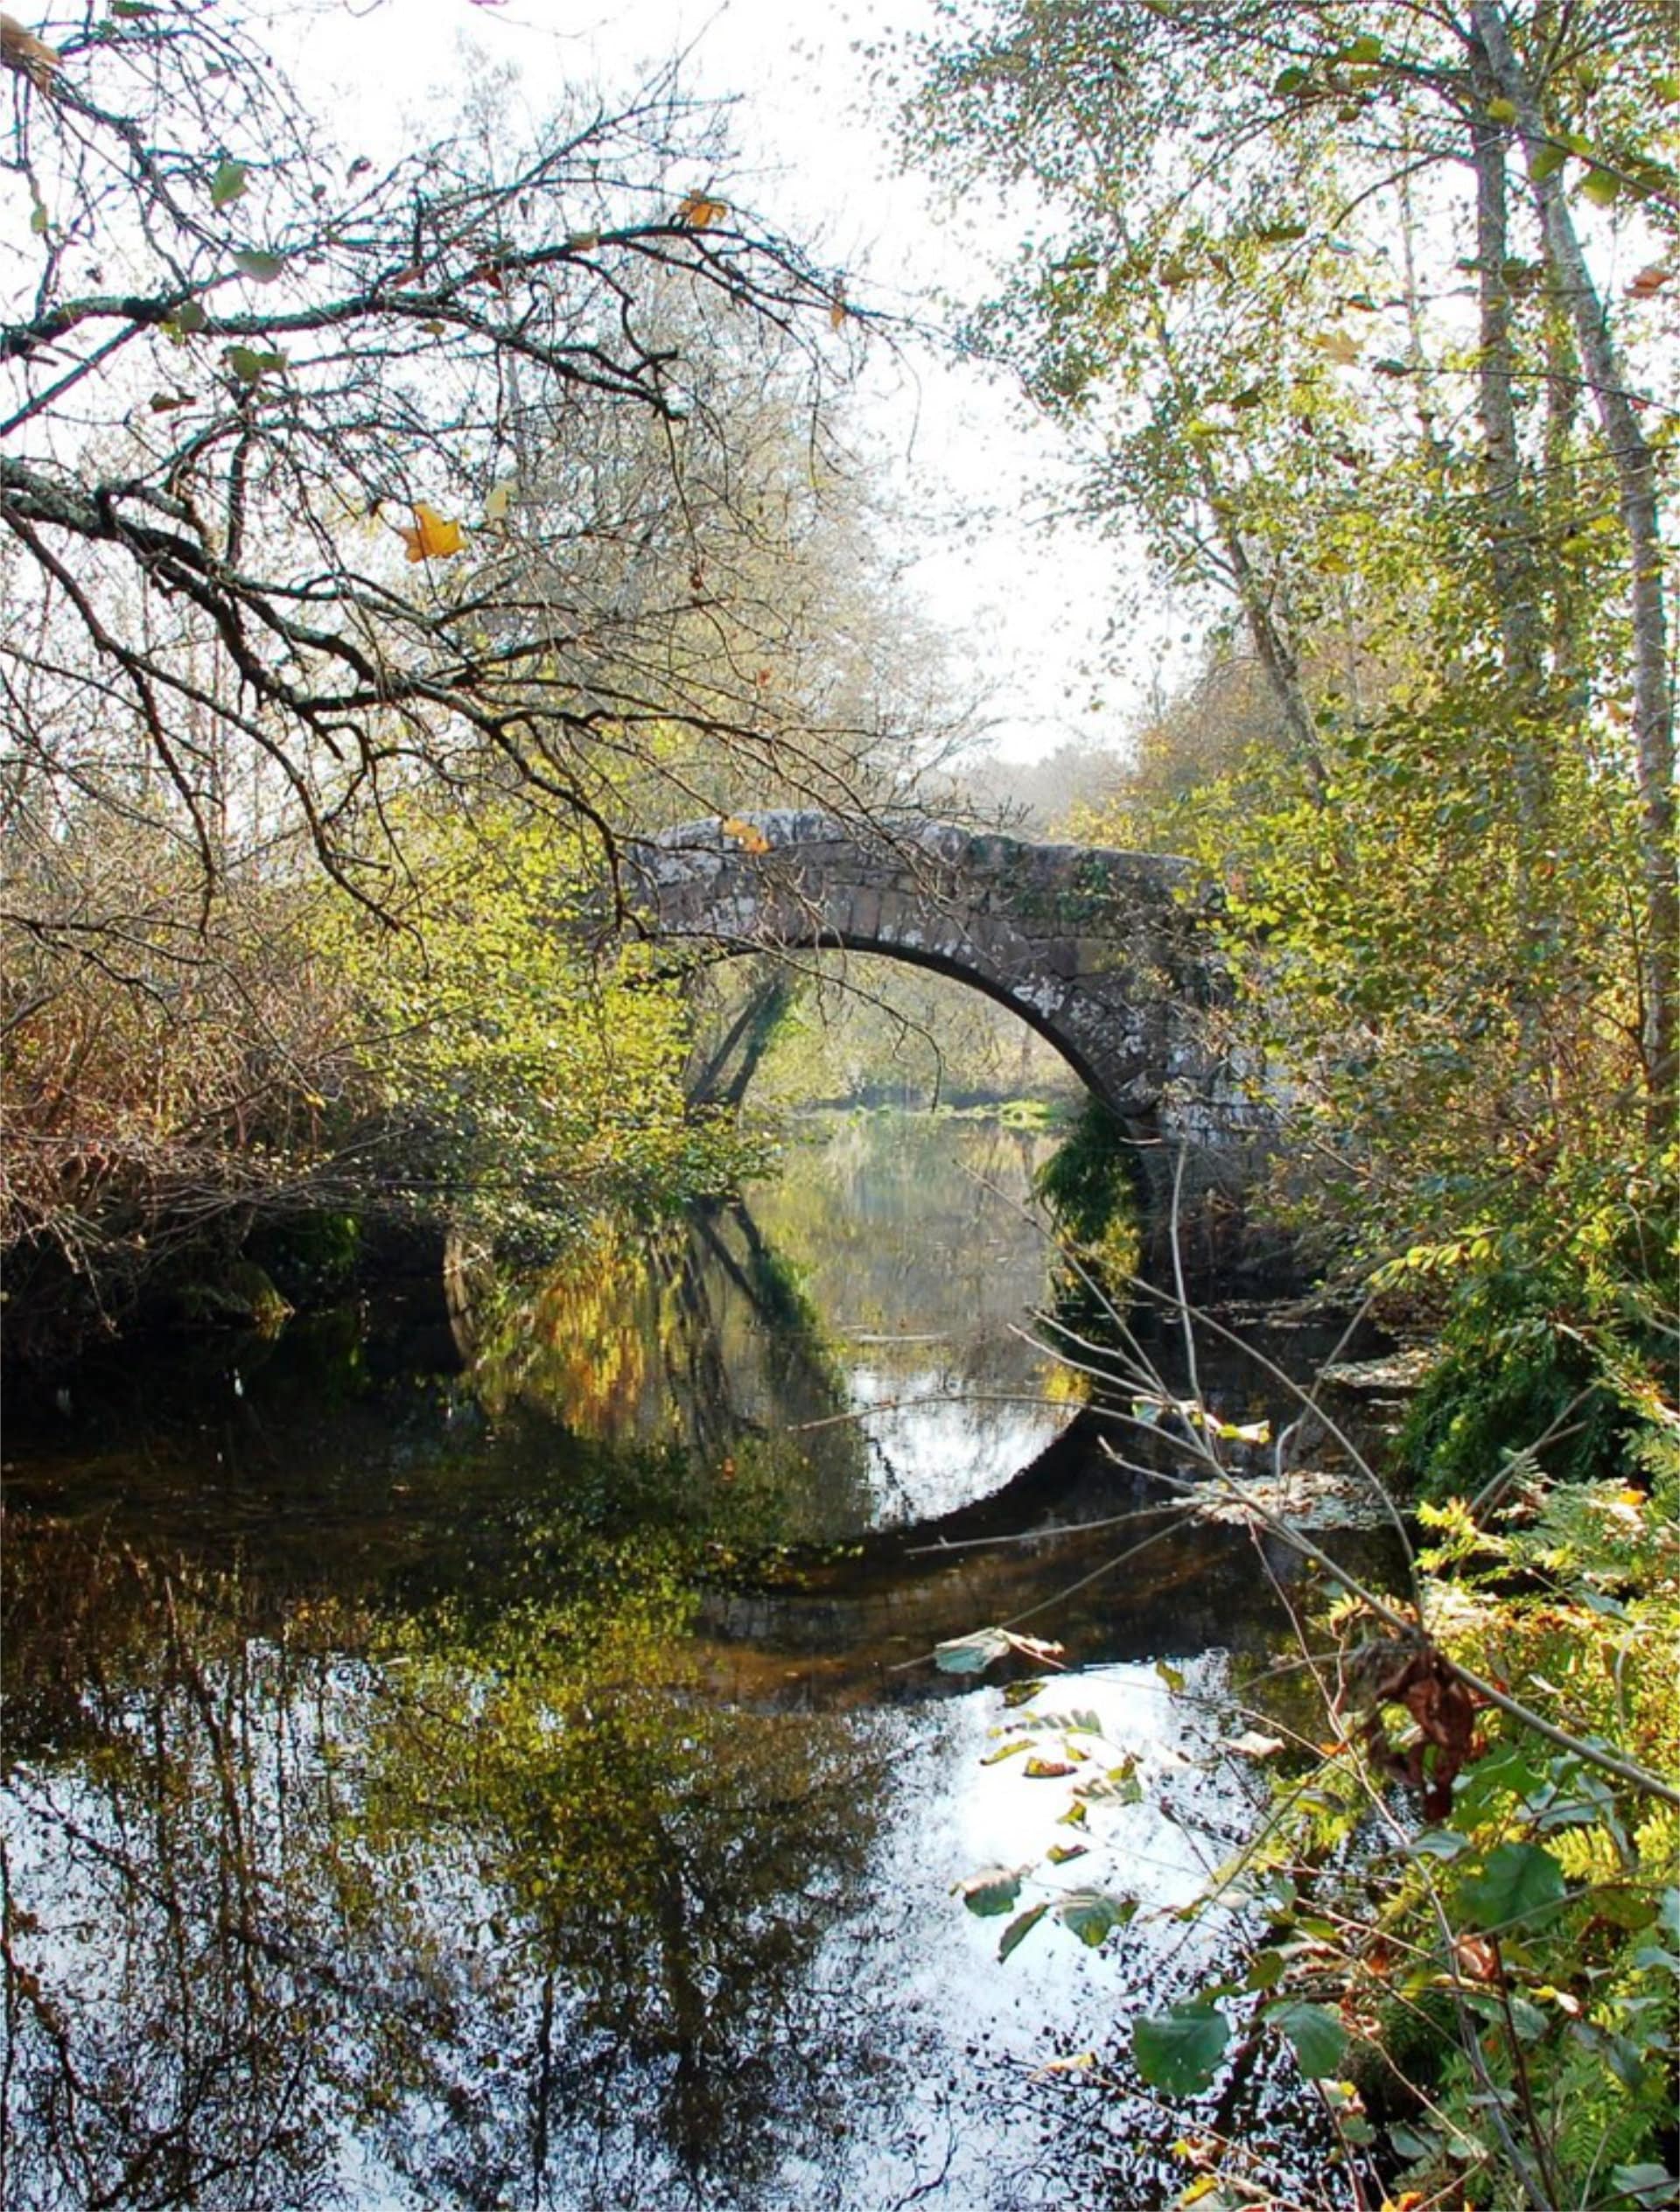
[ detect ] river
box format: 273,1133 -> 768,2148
0,1112 -> 1404,2210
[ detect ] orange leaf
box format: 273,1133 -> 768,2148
398,501 -> 466,563
1628,263 -> 1671,300
676,192 -> 728,230
720,816 -> 771,855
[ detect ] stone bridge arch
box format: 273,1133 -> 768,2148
626,814 -> 1228,1152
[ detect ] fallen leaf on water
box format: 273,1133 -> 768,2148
1027,2050 -> 1096,2082
399,502 -> 466,563
1226,1730 -> 1286,1760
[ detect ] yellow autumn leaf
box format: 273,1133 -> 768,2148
1315,329 -> 1362,365
398,501 -> 466,563
720,815 -> 771,855
676,192 -> 728,230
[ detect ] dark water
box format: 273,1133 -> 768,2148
1,1114 -> 1400,2210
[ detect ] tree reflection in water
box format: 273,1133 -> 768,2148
1,1540 -> 892,2209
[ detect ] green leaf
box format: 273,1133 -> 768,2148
1243,1948 -> 1288,1992
956,1866 -> 1025,1916
1458,1842 -> 1568,1931
224,345 -> 286,382
1076,1764 -> 1143,1806
1608,2166 -> 1678,2208
1530,142 -> 1569,183
1271,66 -> 1311,97
1411,1828 -> 1470,1860
1487,95 -> 1518,123
1340,33 -> 1382,62
211,159 -> 249,210
998,1901 -> 1050,1960
979,1737 -> 1030,1766
232,248 -> 286,284
1579,168 -> 1620,207
1133,2003 -> 1230,2095
1265,1999 -> 1348,2078
1057,1889 -> 1137,1947
167,298 -> 209,336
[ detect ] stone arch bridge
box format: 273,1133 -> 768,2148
626,813 -> 1266,1193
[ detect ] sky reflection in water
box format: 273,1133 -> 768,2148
1,1114 -> 1367,2209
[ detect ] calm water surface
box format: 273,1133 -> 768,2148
2,1114 -> 1397,2210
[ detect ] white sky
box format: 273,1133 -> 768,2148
284,0 -> 1172,764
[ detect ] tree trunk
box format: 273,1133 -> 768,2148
1471,0 -> 1677,1130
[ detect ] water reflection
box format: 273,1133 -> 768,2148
1,1546 -> 897,2210
1,1111 -> 1397,2210
467,1116 -> 1074,1536
2,1538 -> 1345,2212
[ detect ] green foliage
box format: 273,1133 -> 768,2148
1398,1150 -> 1676,1501
318,797 -> 755,1246
963,1362 -> 1679,2208
1034,1096 -> 1143,1289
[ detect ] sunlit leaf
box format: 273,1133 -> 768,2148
1025,1755 -> 1077,1778
399,501 -> 466,563
1133,2003 -> 1230,2093
676,192 -> 728,229
1225,1730 -> 1285,1760
1027,2049 -> 1096,2081
1579,168 -> 1620,207
1487,95 -> 1517,123
1046,1841 -> 1088,1864
1315,330 -> 1361,365
1458,1842 -> 1568,1931
979,1737 -> 1030,1766
719,816 -> 773,857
